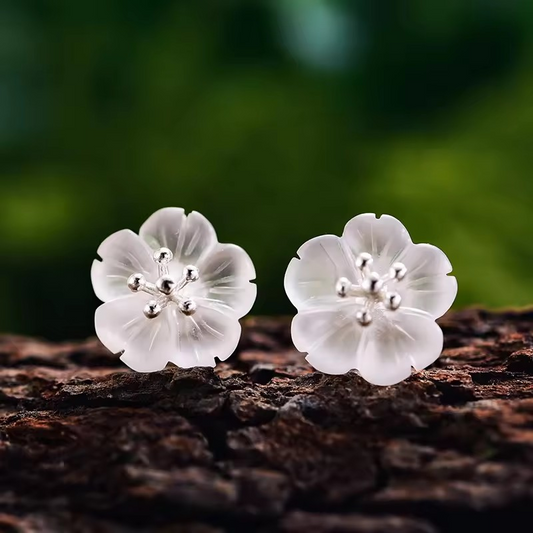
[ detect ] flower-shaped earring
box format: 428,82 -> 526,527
284,214 -> 457,386
91,208 -> 256,372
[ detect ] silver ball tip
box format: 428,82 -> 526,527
390,262 -> 407,281
156,275 -> 177,295
153,247 -> 173,265
143,300 -> 162,319
362,272 -> 384,294
385,291 -> 402,311
179,298 -> 197,316
183,265 -> 200,282
127,273 -> 145,292
356,310 -> 372,326
355,252 -> 373,270
336,277 -> 351,298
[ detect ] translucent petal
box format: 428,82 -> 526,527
91,230 -> 157,303
139,208 -> 217,266
95,293 -> 173,372
342,214 -> 412,275
291,302 -> 365,374
357,308 -> 443,386
398,243 -> 457,319
284,235 -> 357,311
169,300 -> 241,367
139,207 -> 186,253
194,244 -> 256,318
95,294 -> 242,370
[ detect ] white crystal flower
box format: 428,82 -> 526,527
284,214 -> 457,386
91,208 -> 256,372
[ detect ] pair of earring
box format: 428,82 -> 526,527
91,208 -> 457,386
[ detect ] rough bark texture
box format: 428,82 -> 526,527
1,309 -> 533,532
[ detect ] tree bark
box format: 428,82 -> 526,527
0,309 -> 533,532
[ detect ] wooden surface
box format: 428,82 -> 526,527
0,309 -> 533,532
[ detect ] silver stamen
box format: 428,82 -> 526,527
128,254 -> 201,319
334,253 -> 408,326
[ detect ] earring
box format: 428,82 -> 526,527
91,208 -> 256,372
284,213 -> 457,386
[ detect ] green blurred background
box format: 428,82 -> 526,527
1,0 -> 533,339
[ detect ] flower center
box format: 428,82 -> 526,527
335,252 -> 407,327
127,247 -> 200,319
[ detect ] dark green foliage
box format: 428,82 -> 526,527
0,0 -> 532,338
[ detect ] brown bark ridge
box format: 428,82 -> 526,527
0,309 -> 533,532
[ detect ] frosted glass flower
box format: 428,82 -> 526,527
91,208 -> 256,372
284,214 -> 457,386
